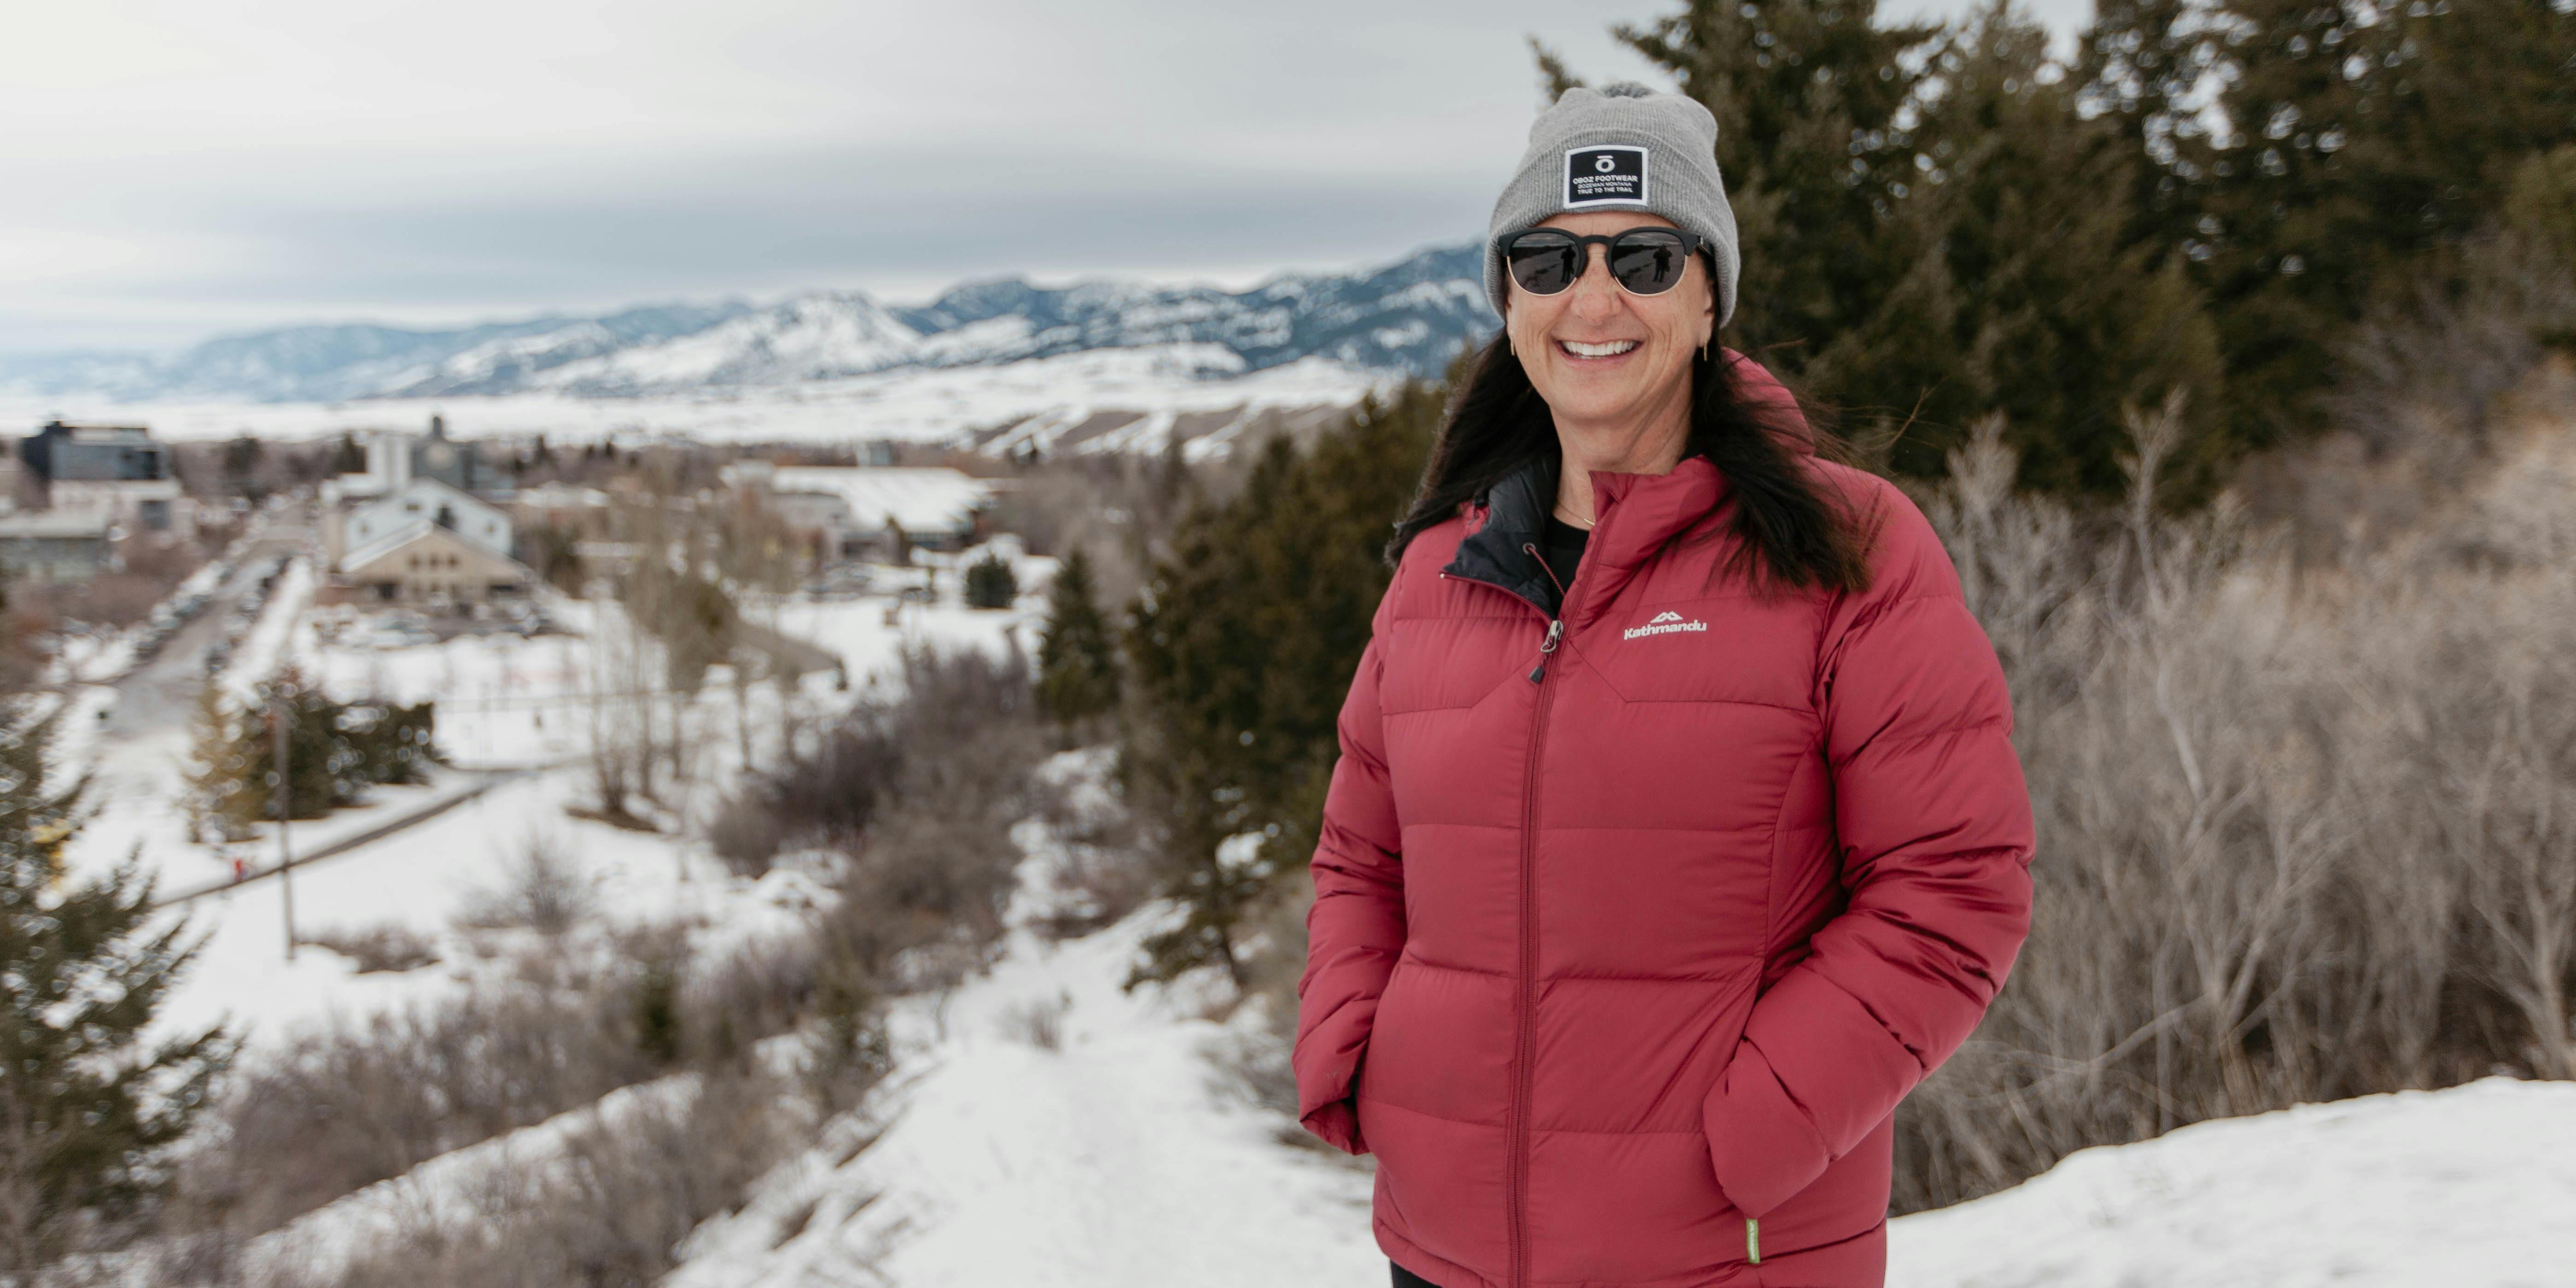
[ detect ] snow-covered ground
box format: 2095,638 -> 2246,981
666,746 -> 1388,1288
1889,1077 -> 2576,1287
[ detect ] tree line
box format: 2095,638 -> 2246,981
1561,0 -> 2576,503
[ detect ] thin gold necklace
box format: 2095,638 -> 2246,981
1552,501 -> 1595,530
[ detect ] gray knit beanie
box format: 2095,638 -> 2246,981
1485,82 -> 1740,328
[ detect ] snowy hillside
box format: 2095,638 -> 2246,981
0,244 -> 1492,404
0,345 -> 1390,453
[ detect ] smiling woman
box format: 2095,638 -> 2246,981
1293,83 -> 2037,1288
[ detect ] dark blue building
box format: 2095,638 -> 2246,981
19,420 -> 169,483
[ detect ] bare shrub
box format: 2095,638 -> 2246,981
1025,756 -> 1152,941
997,992 -> 1070,1051
455,831 -> 596,936
178,988 -> 649,1237
801,646 -> 1050,987
1894,398 -> 2576,1212
754,710 -> 901,851
249,1067 -> 800,1288
173,917 -> 845,1244
707,787 -> 786,876
1201,1000 -> 1300,1124
297,924 -> 439,974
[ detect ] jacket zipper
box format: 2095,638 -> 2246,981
1509,622 -> 1559,1288
1510,543 -> 1573,1288
1446,532 -> 1586,1288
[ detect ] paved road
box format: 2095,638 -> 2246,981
106,522 -> 310,738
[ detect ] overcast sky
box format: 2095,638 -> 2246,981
2,0 -> 2092,354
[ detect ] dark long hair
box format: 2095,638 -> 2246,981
1386,335 -> 1874,594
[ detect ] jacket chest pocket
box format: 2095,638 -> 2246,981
1584,594 -> 1819,710
1378,615 -> 1532,714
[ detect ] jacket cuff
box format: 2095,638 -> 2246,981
1701,1038 -> 1830,1218
1300,1098 -> 1367,1154
1293,1028 -> 1371,1155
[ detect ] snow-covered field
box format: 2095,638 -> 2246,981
53,549 -> 1049,1059
0,346 -> 1389,449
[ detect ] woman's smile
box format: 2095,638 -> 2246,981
1556,338 -> 1642,361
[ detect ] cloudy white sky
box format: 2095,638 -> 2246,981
2,0 -> 2091,354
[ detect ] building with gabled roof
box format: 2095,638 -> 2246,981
321,476 -> 527,608
331,519 -> 529,607
326,477 -> 513,568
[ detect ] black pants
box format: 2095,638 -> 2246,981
1391,1261 -> 1436,1288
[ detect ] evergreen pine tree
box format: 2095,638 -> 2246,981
1619,0 -> 1940,387
329,432 -> 364,475
0,700 -> 228,1272
1121,382 -> 1444,986
187,677 -> 437,831
1035,547 -> 1119,726
963,550 -> 1020,610
2089,0 -> 2576,449
1887,2 -> 2227,498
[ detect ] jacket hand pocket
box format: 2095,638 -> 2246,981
1700,1038 -> 1830,1219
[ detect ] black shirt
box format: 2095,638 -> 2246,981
1538,514 -> 1590,608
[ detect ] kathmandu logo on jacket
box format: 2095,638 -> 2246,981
1623,610 -> 1708,640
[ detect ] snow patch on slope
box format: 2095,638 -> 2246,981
1888,1076 -> 2576,1288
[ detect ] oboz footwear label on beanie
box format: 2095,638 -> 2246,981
1486,82 -> 1741,327
1566,146 -> 1647,205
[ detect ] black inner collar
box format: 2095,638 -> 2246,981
1442,454 -> 1567,617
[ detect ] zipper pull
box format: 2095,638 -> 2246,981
1526,618 -> 1564,683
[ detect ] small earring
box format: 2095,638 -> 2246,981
1700,338 -> 1710,363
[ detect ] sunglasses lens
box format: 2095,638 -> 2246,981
1609,231 -> 1690,295
1506,234 -> 1580,295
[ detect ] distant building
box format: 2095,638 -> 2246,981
20,420 -> 166,483
333,521 -> 528,608
14,420 -> 195,539
512,482 -> 612,532
0,510 -> 115,581
49,478 -> 193,541
326,478 -> 513,566
719,462 -> 994,565
321,480 -> 525,607
324,415 -> 500,502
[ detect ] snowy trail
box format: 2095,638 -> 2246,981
666,903 -> 1382,1288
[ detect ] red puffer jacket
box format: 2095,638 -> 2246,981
1292,358 -> 2034,1288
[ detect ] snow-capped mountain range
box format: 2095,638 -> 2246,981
1,245 -> 1492,404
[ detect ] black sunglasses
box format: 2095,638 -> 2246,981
1498,226 -> 1707,297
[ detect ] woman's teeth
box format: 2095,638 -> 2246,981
1559,339 -> 1640,358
